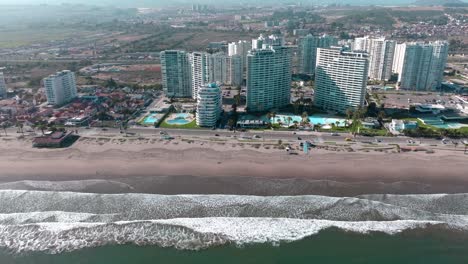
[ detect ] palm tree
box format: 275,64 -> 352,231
335,120 -> 340,128
287,116 -> 293,127
346,108 -> 354,120
1,122 -> 8,136
16,121 -> 24,135
301,111 -> 308,124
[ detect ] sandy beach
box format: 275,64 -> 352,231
0,134 -> 467,196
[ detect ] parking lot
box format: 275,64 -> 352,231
375,91 -> 457,109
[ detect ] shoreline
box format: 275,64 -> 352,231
1,135 -> 468,196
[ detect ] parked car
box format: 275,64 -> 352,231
253,135 -> 261,139
331,133 -> 339,136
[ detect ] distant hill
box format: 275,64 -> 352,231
413,0 -> 468,7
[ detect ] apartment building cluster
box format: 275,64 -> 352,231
161,33 -> 449,118
161,34 -> 293,125
350,36 -> 449,91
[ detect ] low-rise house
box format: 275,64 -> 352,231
390,119 -> 418,132
33,131 -> 75,148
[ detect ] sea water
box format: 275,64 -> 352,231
1,190 -> 468,263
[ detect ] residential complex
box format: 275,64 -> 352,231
196,83 -> 222,127
228,55 -> 243,86
0,71 -> 6,98
43,70 -> 77,106
353,36 -> 395,81
314,48 -> 369,113
398,41 -> 449,91
392,43 -> 407,75
297,34 -> 337,75
228,40 -> 250,71
160,50 -> 192,97
252,34 -> 285,50
189,52 -> 209,99
246,45 -> 292,112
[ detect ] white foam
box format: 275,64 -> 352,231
0,218 -> 448,254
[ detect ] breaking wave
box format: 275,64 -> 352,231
0,190 -> 467,253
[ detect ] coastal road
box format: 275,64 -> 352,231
78,127 -> 451,147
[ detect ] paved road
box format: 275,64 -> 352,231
6,126 -> 461,148
81,126 -> 450,147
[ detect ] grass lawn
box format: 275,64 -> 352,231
159,120 -> 199,129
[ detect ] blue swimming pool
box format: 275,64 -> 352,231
271,114 -> 347,127
418,117 -> 466,129
142,114 -> 159,125
165,113 -> 192,125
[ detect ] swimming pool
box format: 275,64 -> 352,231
418,117 -> 466,129
165,113 -> 193,125
142,114 -> 162,125
271,114 -> 347,127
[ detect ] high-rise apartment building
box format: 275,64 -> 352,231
252,34 -> 284,50
228,55 -> 243,86
0,71 -> 6,98
246,45 -> 292,112
314,48 -> 369,113
43,70 -> 77,106
189,52 -> 210,99
196,83 -> 222,127
160,50 -> 192,98
353,36 -> 396,81
392,43 -> 407,75
297,34 -> 337,75
398,41 -> 449,91
367,38 -> 396,81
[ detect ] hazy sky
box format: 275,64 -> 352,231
0,0 -> 465,7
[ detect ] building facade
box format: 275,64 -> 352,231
353,37 -> 396,81
392,43 -> 407,75
297,34 -> 337,75
367,38 -> 396,81
229,54 -> 243,86
0,71 -> 6,98
196,83 -> 222,127
398,41 -> 449,91
189,52 -> 209,99
315,48 -> 369,113
246,45 -> 292,112
160,50 -> 192,97
43,70 -> 77,106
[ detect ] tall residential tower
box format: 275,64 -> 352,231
160,50 -> 192,97
398,41 -> 449,91
297,34 -> 337,75
43,70 -> 77,106
314,48 -> 369,113
246,45 -> 292,112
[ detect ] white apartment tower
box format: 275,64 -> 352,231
298,34 -> 337,75
160,50 -> 192,98
353,36 -> 396,81
367,38 -> 396,81
189,52 -> 210,99
246,45 -> 292,112
398,41 -> 449,91
196,83 -> 222,127
43,70 -> 77,106
392,43 -> 407,75
0,71 -> 6,98
228,40 -> 250,70
229,55 -> 243,86
314,48 -> 369,114
207,52 -> 230,85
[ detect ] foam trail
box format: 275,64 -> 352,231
0,218 -> 449,254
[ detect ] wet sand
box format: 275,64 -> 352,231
0,136 -> 467,196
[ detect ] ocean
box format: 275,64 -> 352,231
1,190 -> 468,263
